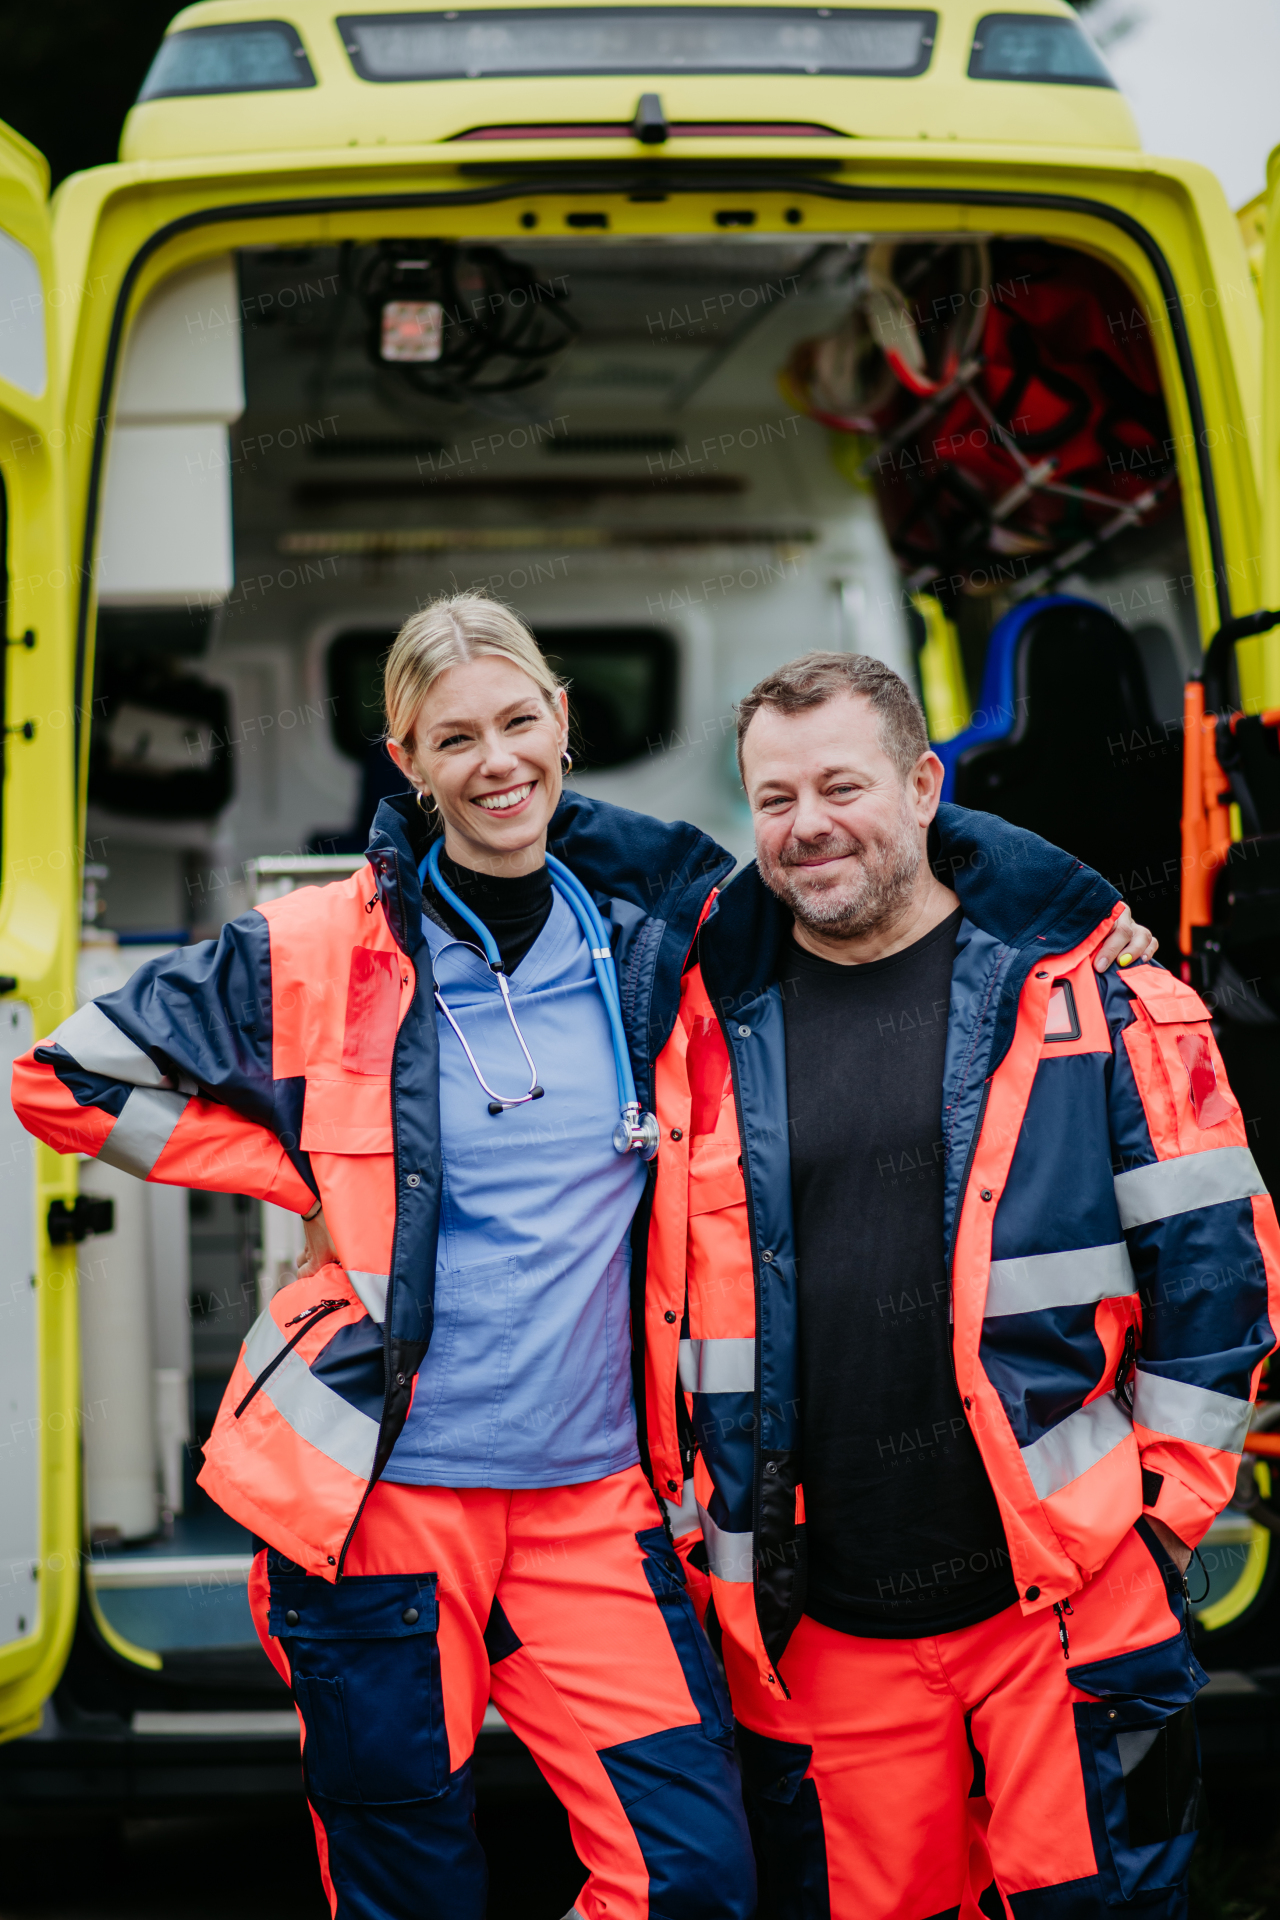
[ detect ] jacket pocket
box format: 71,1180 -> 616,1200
301,1077 -> 394,1155
1068,1609 -> 1207,1902
687,1145 -> 753,1326
342,947 -> 400,1076
269,1561 -> 447,1804
688,1138 -> 746,1216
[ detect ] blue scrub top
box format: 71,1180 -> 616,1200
382,890 -> 647,1488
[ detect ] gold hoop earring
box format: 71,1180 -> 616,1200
416,789 -> 436,817
561,750 -> 573,773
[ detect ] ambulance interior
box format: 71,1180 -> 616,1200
73,223 -> 1227,1698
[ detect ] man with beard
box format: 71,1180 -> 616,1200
661,652 -> 1278,1918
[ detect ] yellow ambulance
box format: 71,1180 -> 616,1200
1,0 -> 1278,1796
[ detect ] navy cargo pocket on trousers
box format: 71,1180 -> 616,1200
636,1525 -> 734,1742
269,1559 -> 448,1805
736,1722 -> 830,1920
1068,1615 -> 1206,1904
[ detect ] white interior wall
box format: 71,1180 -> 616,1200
76,944 -> 195,1533
97,255 -> 245,607
77,1159 -> 158,1541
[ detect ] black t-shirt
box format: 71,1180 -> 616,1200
782,907 -> 1016,1637
426,850 -> 553,973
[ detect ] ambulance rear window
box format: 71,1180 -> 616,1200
137,21 -> 317,100
337,8 -> 937,81
967,13 -> 1114,85
327,626 -> 677,772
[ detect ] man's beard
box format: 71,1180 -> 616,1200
758,802 -> 922,941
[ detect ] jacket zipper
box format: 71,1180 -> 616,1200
945,1076 -> 992,1409
234,1299 -> 347,1418
947,1077 -> 992,1287
711,986 -> 793,1691
338,848 -> 413,1578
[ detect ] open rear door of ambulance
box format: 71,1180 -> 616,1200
0,118 -> 83,1742
1262,144 -> 1280,659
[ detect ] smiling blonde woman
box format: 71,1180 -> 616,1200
15,591 -> 755,1920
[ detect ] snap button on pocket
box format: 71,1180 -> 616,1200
406,1173 -> 421,1188
402,1607 -> 419,1625
285,1610 -> 300,1627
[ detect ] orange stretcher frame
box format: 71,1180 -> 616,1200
1180,611 -> 1280,964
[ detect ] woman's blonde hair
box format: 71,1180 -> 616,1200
384,590 -> 563,751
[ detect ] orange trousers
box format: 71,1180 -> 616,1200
251,1465 -> 754,1920
727,1522 -> 1204,1919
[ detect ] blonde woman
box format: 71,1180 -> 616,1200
14,593 -> 754,1920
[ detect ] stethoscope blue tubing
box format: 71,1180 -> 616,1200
421,839 -> 639,1118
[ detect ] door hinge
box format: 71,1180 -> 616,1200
48,1196 -> 115,1246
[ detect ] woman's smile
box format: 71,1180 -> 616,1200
472,780 -> 536,815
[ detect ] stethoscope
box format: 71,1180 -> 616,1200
420,838 -> 660,1158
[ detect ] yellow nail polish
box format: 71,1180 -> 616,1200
1118,953 -> 1133,967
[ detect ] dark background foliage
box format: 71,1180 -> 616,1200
0,1 -> 177,187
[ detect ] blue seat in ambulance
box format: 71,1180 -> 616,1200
936,595 -> 1184,954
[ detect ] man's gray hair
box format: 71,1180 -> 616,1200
735,651 -> 930,781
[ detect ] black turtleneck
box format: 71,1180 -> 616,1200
426,848 -> 554,974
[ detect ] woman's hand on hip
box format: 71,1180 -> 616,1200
297,1207 -> 341,1278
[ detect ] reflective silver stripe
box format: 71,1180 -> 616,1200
348,1271 -> 389,1322
1114,1146 -> 1265,1230
98,1087 -> 189,1178
697,1501 -> 754,1583
985,1243 -> 1136,1318
1020,1394 -> 1133,1500
50,1002 -> 166,1086
1131,1370 -> 1251,1453
663,1477 -> 699,1537
244,1307 -> 283,1374
241,1309 -> 380,1481
678,1337 -> 755,1395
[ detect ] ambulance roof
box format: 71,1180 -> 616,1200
121,0 -> 1140,164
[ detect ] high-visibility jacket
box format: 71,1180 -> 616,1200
642,805 -> 1280,1690
10,791 -> 732,1577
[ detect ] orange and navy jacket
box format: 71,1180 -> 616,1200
643,804 -> 1280,1689
10,790 -> 732,1578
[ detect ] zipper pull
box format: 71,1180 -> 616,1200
1114,1324 -> 1138,1412
1053,1598 -> 1073,1658
235,1297 -> 348,1419
286,1297 -> 346,1327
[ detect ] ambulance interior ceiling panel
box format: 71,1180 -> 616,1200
119,0 -> 1139,159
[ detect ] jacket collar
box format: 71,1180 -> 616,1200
367,784 -> 734,985
698,802 -> 1120,1014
